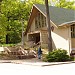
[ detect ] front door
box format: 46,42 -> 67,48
35,36 -> 40,44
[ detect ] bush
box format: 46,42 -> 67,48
45,49 -> 70,62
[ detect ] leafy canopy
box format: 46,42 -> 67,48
0,0 -> 44,44
50,0 -> 75,9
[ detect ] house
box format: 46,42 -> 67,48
24,4 -> 75,54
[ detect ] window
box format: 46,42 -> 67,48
35,12 -> 46,29
71,24 -> 75,38
35,16 -> 38,29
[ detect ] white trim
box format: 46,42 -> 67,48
33,4 -> 46,17
68,27 -> 71,54
27,31 -> 40,35
50,20 -> 58,28
59,21 -> 75,26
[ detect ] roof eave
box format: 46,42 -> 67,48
58,21 -> 75,27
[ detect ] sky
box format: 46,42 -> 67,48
21,0 -> 28,1
50,0 -> 75,6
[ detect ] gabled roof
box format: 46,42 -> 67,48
25,4 -> 75,34
34,4 -> 75,26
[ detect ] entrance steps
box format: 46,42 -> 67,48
3,46 -> 37,59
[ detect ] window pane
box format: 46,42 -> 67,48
71,24 -> 75,38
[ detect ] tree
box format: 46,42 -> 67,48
0,0 -> 26,44
0,0 -> 44,44
50,0 -> 75,9
56,0 -> 74,9
45,0 -> 52,52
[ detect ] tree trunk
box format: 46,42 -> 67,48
45,0 -> 52,52
6,34 -> 9,44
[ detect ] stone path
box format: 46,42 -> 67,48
0,58 -> 75,66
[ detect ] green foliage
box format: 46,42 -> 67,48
50,0 -> 75,10
0,44 -> 16,47
0,35 -> 6,44
0,0 -> 24,43
1,0 -> 74,44
46,49 -> 70,62
0,0 -> 44,44
8,31 -> 21,44
56,0 -> 74,9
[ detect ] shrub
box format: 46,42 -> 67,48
45,49 -> 70,62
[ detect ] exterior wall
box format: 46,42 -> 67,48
51,26 -> 71,54
24,35 -> 27,42
28,19 -> 35,33
41,30 -> 48,48
30,19 -> 35,32
24,35 -> 27,46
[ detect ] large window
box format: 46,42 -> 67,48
71,24 -> 75,38
35,12 -> 46,29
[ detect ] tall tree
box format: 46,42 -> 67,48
56,0 -> 74,9
0,0 -> 25,44
45,0 -> 52,52
50,0 -> 75,9
0,0 -> 44,44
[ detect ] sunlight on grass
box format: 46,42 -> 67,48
0,44 -> 16,47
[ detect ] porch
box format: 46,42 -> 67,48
27,30 -> 48,48
27,31 -> 41,47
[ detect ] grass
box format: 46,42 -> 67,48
0,44 -> 16,47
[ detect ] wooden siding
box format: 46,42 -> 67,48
30,19 -> 35,32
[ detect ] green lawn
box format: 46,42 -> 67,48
0,44 -> 16,47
